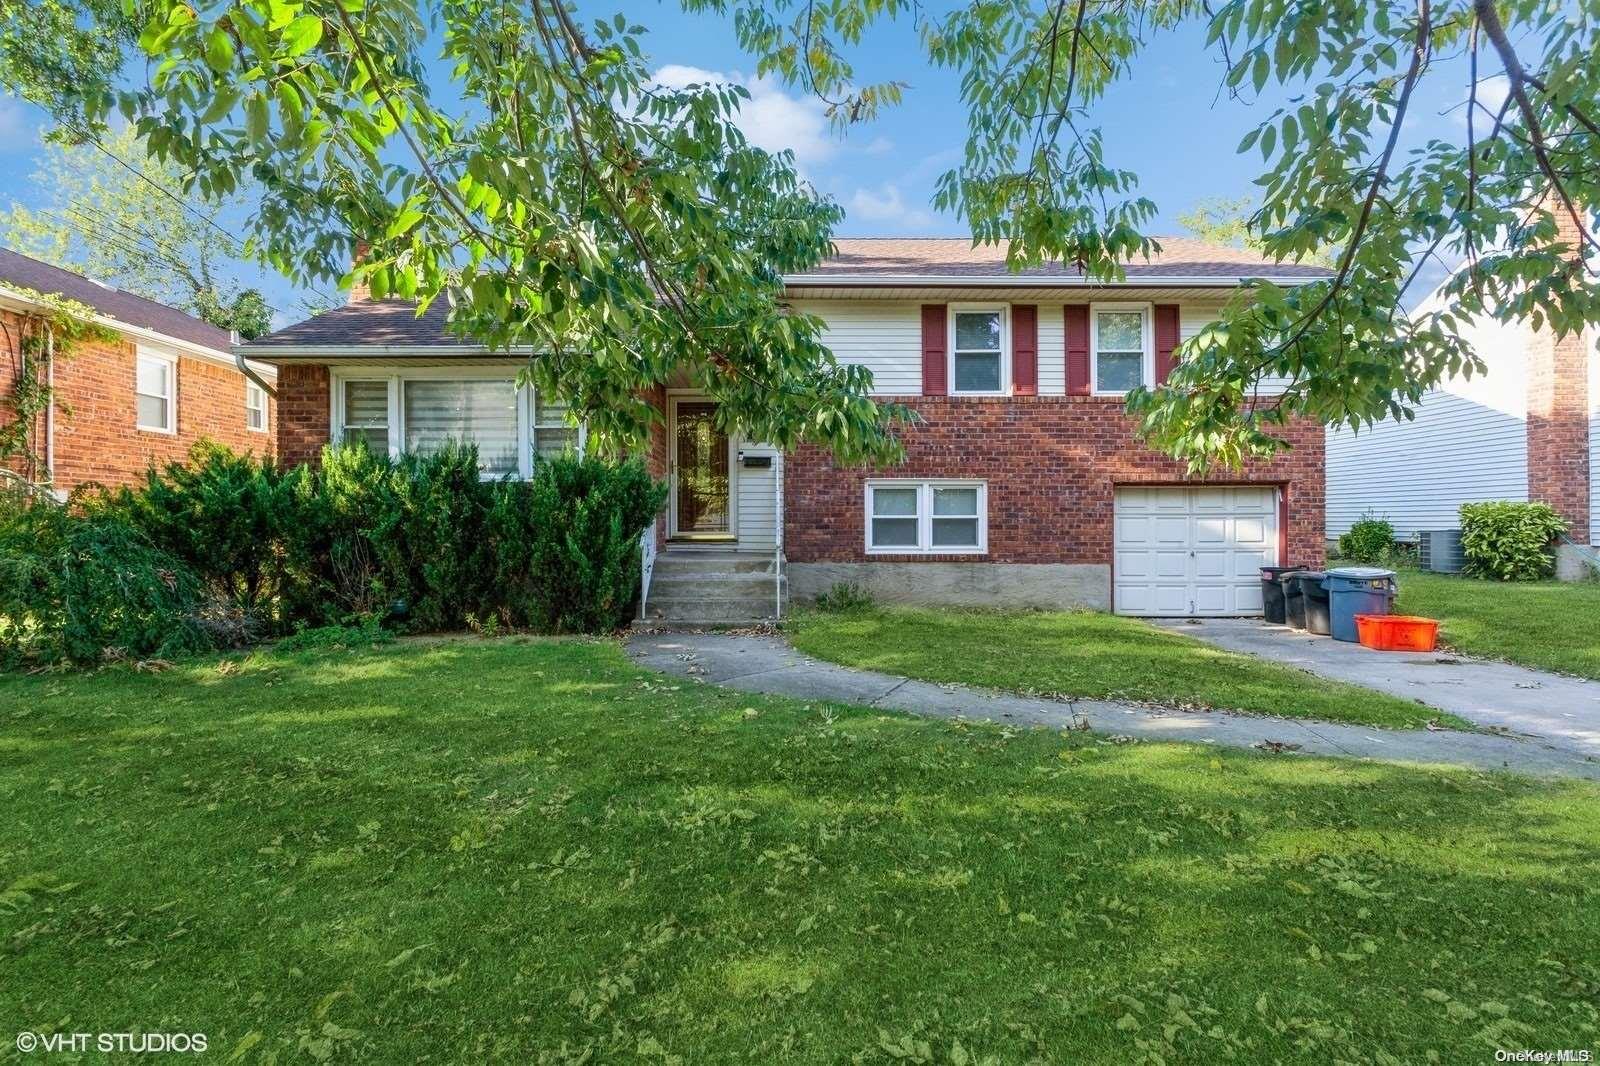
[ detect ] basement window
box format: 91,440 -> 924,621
866,480 -> 987,554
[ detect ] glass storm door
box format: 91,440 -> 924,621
672,401 -> 731,536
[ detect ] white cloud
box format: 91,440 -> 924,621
862,136 -> 895,156
0,97 -> 32,141
651,64 -> 837,172
1453,73 -> 1510,127
846,183 -> 934,230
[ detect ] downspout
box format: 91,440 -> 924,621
232,330 -> 277,397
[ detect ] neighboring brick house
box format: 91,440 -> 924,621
238,237 -> 1331,619
1326,211 -> 1598,562
0,248 -> 276,491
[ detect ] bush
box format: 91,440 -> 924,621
0,497 -> 211,666
118,441 -> 303,630
1338,512 -> 1395,564
490,455 -> 667,633
814,581 -> 874,612
273,619 -> 394,655
1459,501 -> 1568,580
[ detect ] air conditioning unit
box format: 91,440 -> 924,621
1418,529 -> 1464,573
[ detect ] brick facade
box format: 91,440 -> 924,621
1524,210 -> 1593,531
783,396 -> 1325,569
274,363 -> 332,468
0,307 -> 274,491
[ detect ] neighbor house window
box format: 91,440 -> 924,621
341,379 -> 390,454
866,480 -> 987,554
135,350 -> 176,432
1092,305 -> 1150,394
534,394 -> 577,460
950,307 -> 1007,395
403,378 -> 520,477
245,381 -> 268,432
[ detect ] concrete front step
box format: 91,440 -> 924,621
642,548 -> 787,623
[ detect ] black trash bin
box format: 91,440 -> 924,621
1296,571 -> 1331,635
1279,570 -> 1307,629
1260,566 -> 1297,624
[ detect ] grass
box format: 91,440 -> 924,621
789,605 -> 1463,730
4,638 -> 1595,1063
1395,568 -> 1600,678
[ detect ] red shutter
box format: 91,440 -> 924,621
1011,304 -> 1038,396
1154,304 -> 1180,385
1065,305 -> 1091,396
921,304 -> 947,396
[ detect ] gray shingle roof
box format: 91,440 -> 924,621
241,236 -> 1332,351
0,247 -> 231,351
243,298 -> 454,348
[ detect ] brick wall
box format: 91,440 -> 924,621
784,396 -> 1325,567
274,363 -> 331,468
1524,209 -> 1592,530
0,307 -> 275,491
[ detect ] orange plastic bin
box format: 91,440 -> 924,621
1354,614 -> 1439,652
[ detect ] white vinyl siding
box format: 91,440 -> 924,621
735,444 -> 779,551
1037,308 -> 1065,394
1589,328 -> 1599,545
135,349 -> 176,433
792,300 -> 923,395
1326,314 -> 1532,540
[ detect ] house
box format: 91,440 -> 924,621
236,237 -> 1332,621
1327,213 -> 1597,567
0,248 -> 276,491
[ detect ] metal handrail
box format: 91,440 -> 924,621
774,452 -> 784,620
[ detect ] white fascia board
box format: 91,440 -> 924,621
232,344 -> 530,360
780,273 -> 1326,288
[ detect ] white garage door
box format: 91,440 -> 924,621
1114,486 -> 1279,616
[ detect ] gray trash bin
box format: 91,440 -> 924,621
1325,567 -> 1397,642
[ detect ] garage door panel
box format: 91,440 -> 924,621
1113,487 -> 1280,617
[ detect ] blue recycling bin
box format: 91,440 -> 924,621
1325,567 -> 1398,642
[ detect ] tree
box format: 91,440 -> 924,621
1177,196 -> 1338,269
14,0 -> 1597,468
0,0 -> 133,138
0,128 -> 275,339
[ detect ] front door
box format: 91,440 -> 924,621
670,399 -> 732,538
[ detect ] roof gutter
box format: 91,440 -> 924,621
780,273 -> 1329,288
233,343 -> 528,361
232,331 -> 278,398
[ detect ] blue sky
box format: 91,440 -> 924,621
0,3 -> 1490,326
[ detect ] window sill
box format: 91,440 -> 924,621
865,548 -> 987,557
136,424 -> 177,435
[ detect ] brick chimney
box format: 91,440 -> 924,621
348,240 -> 372,305
1524,201 -> 1593,533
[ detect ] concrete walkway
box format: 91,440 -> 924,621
624,631 -> 1600,780
1160,618 -> 1600,761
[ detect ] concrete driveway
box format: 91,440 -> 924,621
1160,618 -> 1600,761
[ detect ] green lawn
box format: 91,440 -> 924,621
4,639 -> 1595,1062
789,606 -> 1462,729
1395,569 -> 1600,678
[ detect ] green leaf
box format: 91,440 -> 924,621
282,15 -> 323,57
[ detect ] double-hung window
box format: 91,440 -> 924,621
404,378 -> 520,477
333,372 -> 581,479
340,379 -> 391,455
245,381 -> 268,432
866,480 -> 987,554
135,349 -> 176,433
950,307 -> 1007,395
1092,305 -> 1151,394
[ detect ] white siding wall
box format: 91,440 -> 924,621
802,298 -> 1214,398
1589,328 -> 1599,545
734,438 -> 779,550
794,300 -> 923,395
1326,313 -> 1532,540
